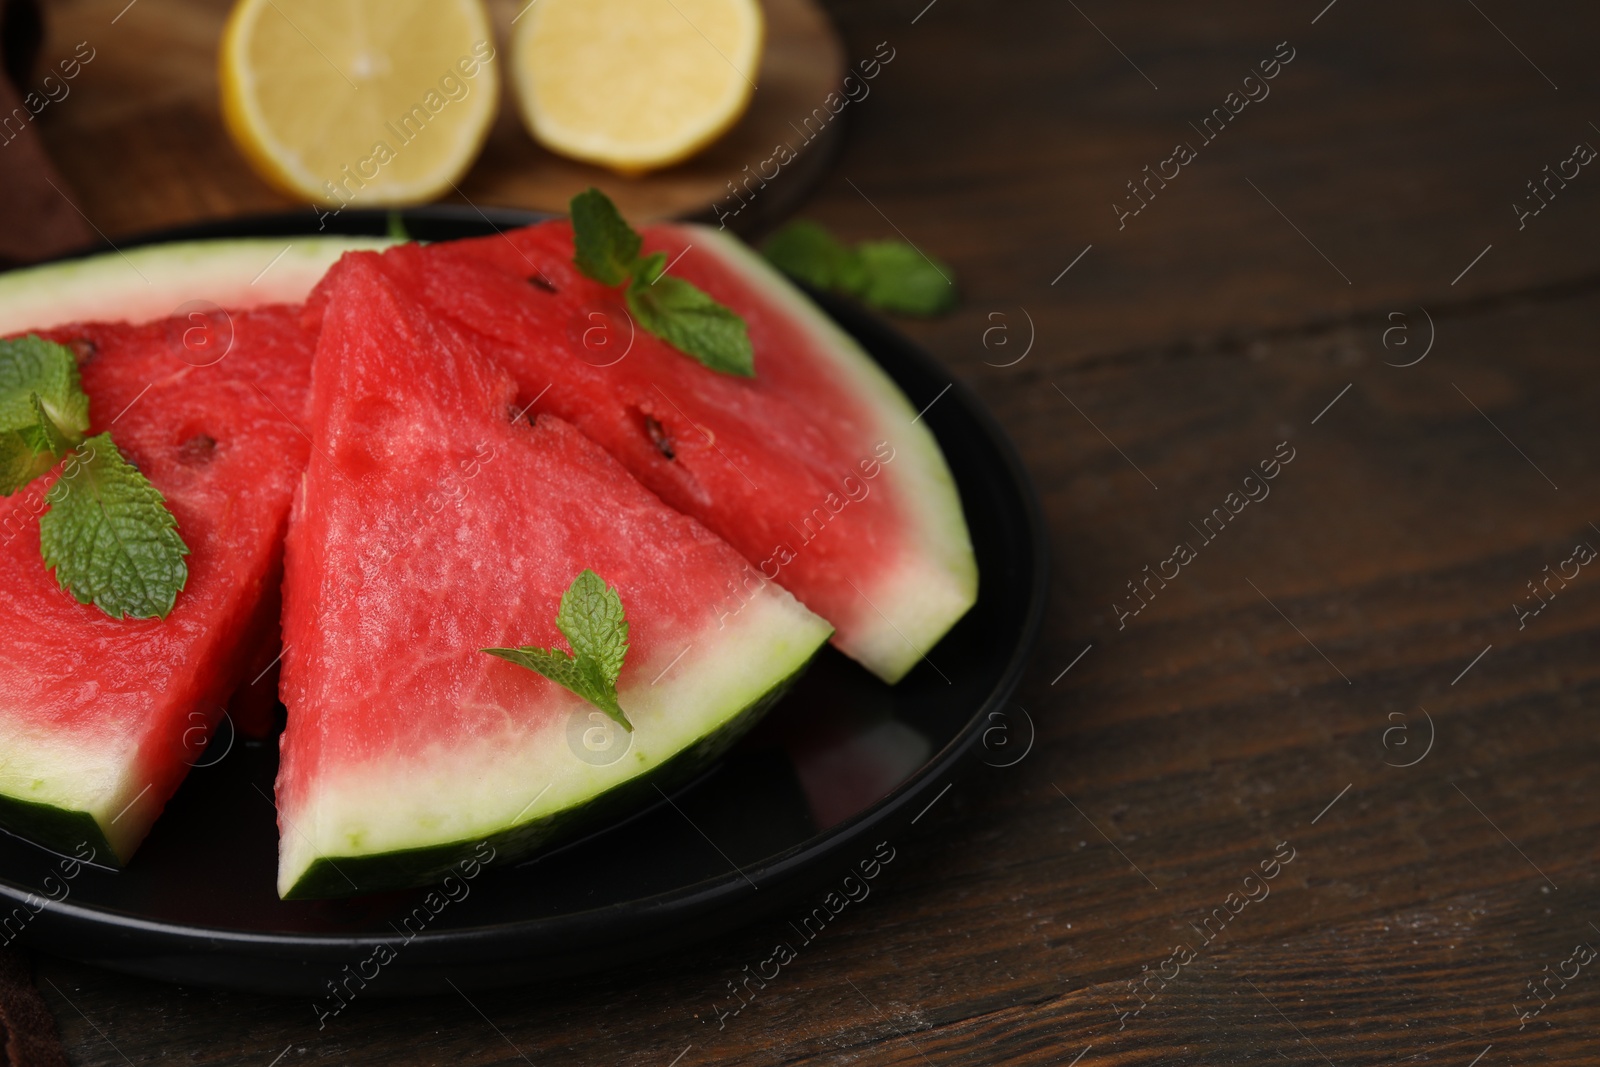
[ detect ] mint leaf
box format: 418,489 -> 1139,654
39,433 -> 190,620
483,568 -> 632,730
570,188 -> 641,286
2,394 -> 74,494
857,240 -> 957,316
627,267 -> 755,379
1,341 -> 191,619
569,188 -> 757,377
0,335 -> 90,495
556,568 -> 630,682
489,645 -> 591,700
0,336 -> 89,436
760,221 -> 866,294
21,393 -> 74,457
761,222 -> 957,317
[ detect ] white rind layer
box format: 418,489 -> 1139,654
0,713 -> 172,862
0,236 -> 393,337
276,585 -> 831,897
681,224 -> 978,684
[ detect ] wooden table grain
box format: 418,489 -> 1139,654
21,0 -> 1600,1064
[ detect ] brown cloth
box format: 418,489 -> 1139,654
0,0 -> 92,267
0,949 -> 68,1067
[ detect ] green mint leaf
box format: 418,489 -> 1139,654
21,393 -> 74,457
483,568 -> 632,730
2,394 -> 74,495
630,250 -> 668,288
760,221 -> 867,294
485,645 -> 587,696
38,433 -> 190,620
570,188 -> 642,287
0,336 -> 90,437
857,240 -> 957,316
0,335 -> 90,495
761,223 -> 957,317
627,271 -> 756,378
569,189 -> 757,377
556,568 -> 629,685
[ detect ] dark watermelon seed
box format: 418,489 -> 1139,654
527,274 -> 558,294
178,434 -> 218,464
644,416 -> 675,460
68,337 -> 98,363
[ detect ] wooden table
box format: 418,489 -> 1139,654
27,0 -> 1600,1064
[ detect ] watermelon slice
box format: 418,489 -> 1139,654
0,236 -> 393,337
328,222 -> 976,683
276,252 -> 832,899
0,305 -> 320,863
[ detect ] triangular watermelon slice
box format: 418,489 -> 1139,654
0,306 -> 319,863
276,252 -> 832,899
314,221 -> 976,684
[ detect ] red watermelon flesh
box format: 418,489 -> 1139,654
0,307 -> 316,863
275,252 -> 831,899
310,222 -> 976,685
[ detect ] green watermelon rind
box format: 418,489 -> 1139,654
0,792 -> 114,863
0,236 -> 395,338
673,224 -> 979,685
283,649 -> 818,900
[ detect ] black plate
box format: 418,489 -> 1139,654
0,209 -> 1047,994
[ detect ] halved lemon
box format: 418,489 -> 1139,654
511,0 -> 764,176
220,0 -> 499,205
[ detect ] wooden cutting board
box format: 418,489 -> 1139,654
32,0 -> 845,243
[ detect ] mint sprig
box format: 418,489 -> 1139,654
39,433 -> 190,620
569,189 -> 755,378
0,336 -> 91,495
571,189 -> 642,287
762,221 -> 957,317
627,254 -> 756,378
1,335 -> 190,619
483,569 -> 633,730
